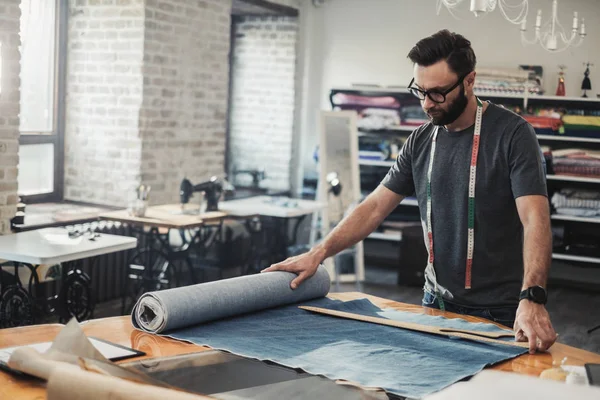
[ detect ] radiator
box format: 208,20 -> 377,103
39,221 -> 136,304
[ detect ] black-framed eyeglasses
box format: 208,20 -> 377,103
407,74 -> 468,104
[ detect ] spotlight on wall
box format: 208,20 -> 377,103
327,172 -> 342,197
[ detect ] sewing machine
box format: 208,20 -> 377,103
232,167 -> 266,189
179,176 -> 225,212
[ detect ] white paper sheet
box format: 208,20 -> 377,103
0,337 -> 137,365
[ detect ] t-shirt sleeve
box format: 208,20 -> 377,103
380,130 -> 416,196
508,121 -> 548,199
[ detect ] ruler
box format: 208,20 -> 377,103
299,306 -> 529,349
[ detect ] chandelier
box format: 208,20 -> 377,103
436,0 -> 529,25
520,0 -> 586,52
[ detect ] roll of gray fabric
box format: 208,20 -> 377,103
132,265 -> 331,334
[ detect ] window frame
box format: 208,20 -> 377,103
18,0 -> 67,204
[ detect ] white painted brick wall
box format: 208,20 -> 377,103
140,0 -> 231,205
228,16 -> 298,191
64,0 -> 144,207
0,0 -> 20,233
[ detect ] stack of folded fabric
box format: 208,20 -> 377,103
331,93 -> 402,130
561,115 -> 600,139
400,104 -> 428,126
356,108 -> 401,130
474,67 -> 542,95
551,148 -> 600,178
551,188 -> 600,217
523,115 -> 563,135
522,106 -> 563,135
331,93 -> 400,109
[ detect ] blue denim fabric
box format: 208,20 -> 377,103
162,298 -> 525,399
422,290 -> 517,329
132,267 -> 331,333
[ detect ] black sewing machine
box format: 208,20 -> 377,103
232,167 -> 266,189
179,176 -> 224,212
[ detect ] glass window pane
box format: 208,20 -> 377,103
19,0 -> 56,133
18,143 -> 54,196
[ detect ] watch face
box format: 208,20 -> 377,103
530,286 -> 547,302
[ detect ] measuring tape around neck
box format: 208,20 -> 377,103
425,98 -> 484,310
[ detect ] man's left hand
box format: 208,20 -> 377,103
513,300 -> 557,354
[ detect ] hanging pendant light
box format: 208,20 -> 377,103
470,0 -> 490,17
520,0 -> 586,52
436,0 -> 528,25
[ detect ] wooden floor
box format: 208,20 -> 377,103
87,265 -> 600,354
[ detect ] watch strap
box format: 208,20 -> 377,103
519,286 -> 547,304
519,288 -> 529,302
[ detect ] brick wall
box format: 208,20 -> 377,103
64,0 -> 145,207
0,0 -> 20,233
228,16 -> 298,191
64,0 -> 231,207
140,0 -> 231,205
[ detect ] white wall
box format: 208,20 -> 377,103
297,0 -> 600,178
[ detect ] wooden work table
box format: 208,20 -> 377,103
2,292 -> 599,399
99,206 -> 228,230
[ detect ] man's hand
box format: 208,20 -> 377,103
513,300 -> 557,354
261,250 -> 323,290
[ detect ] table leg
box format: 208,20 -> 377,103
290,215 -> 307,247
268,217 -> 287,264
240,216 -> 262,275
57,260 -> 95,323
121,227 -> 178,314
278,215 -> 310,262
185,220 -> 226,283
159,228 -> 198,285
0,262 -> 35,328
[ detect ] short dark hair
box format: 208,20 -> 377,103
407,29 -> 476,78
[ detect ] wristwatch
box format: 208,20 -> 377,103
519,285 -> 548,305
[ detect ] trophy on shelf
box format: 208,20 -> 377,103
581,62 -> 593,98
556,65 -> 566,97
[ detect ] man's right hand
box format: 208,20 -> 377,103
261,250 -> 323,290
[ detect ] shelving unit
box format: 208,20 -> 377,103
546,175 -> 600,184
401,198 -> 418,207
359,160 -> 395,167
359,126 -> 416,134
552,253 -> 600,264
528,94 -> 600,103
331,87 -> 600,288
367,231 -> 402,242
551,215 -> 600,224
536,135 -> 600,144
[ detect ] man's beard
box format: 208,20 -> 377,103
427,87 -> 468,126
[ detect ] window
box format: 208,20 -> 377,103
18,0 -> 65,202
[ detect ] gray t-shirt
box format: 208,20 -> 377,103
381,103 -> 547,307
